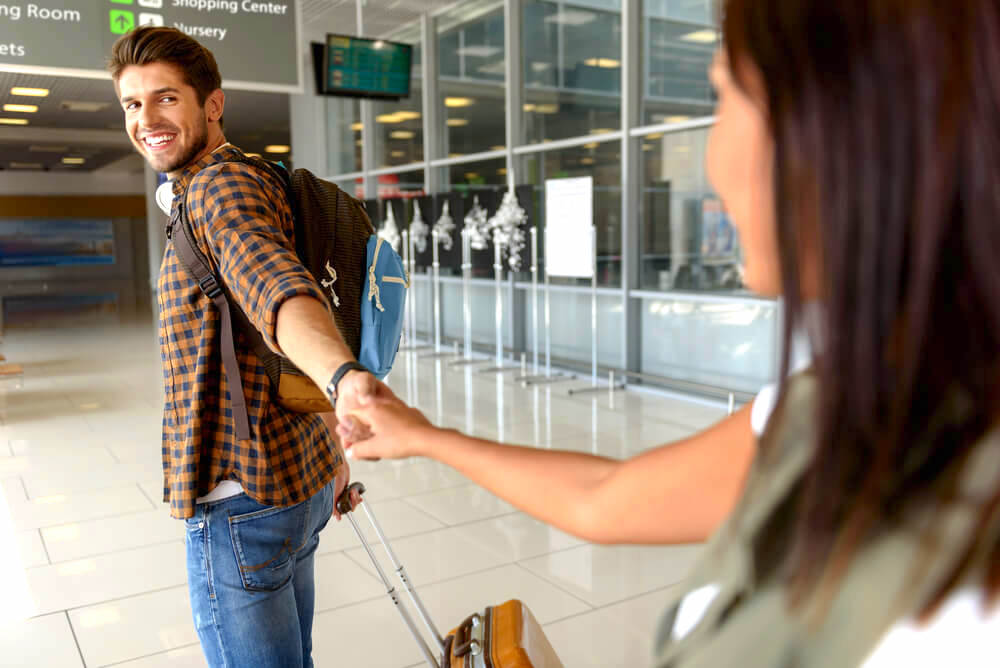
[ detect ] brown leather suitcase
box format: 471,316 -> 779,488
338,483 -> 565,668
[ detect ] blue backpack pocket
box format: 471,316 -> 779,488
359,235 -> 408,379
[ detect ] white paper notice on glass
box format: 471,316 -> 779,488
545,176 -> 594,278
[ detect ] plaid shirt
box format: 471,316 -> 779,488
158,144 -> 342,519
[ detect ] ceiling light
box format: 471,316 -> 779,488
394,111 -> 421,121
10,161 -> 42,169
497,167 -> 507,175
580,157 -> 595,165
377,113 -> 403,124
589,128 -> 615,135
61,157 -> 85,165
350,122 -> 363,131
29,145 -> 69,153
390,131 -> 415,139
491,145 -> 506,151
449,153 -> 464,158
0,118 -> 28,125
543,9 -> 596,26
535,103 -> 559,114
583,142 -> 599,149
61,101 -> 110,113
446,118 -> 469,127
680,29 -> 718,44
4,104 -> 37,113
11,87 -> 48,97
391,150 -> 405,158
445,97 -> 474,108
583,58 -> 620,69
645,132 -> 664,140
530,62 -> 552,72
662,115 -> 691,124
522,103 -> 536,112
642,144 -> 654,151
464,172 -> 479,180
265,145 -> 290,153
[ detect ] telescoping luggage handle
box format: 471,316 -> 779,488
338,482 -> 487,668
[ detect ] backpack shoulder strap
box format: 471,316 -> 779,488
172,185 -> 252,441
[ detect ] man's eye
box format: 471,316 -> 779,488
126,102 -> 139,111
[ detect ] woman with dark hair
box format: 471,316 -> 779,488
341,0 -> 1000,663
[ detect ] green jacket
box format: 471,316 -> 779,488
653,374 -> 1000,667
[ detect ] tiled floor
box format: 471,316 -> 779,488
0,321 -> 727,667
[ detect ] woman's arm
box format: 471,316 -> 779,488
346,390 -> 756,544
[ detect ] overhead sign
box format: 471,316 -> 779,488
544,176 -> 594,278
0,0 -> 301,93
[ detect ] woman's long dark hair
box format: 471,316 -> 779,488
723,0 -> 1000,615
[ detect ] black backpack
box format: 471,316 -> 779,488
169,154 -> 375,440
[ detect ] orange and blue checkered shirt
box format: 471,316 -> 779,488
158,144 -> 342,519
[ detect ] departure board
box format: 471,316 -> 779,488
324,34 -> 411,99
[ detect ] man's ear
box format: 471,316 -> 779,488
206,88 -> 225,123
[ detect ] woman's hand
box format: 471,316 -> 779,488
337,381 -> 437,460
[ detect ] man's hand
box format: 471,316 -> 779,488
332,369 -> 377,443
320,412 -> 363,520
339,381 -> 435,459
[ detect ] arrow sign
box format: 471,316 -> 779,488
110,11 -> 135,35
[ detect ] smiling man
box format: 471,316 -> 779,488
109,26 -> 373,667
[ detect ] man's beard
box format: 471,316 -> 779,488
141,118 -> 210,174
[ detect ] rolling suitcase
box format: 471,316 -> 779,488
337,482 -> 565,668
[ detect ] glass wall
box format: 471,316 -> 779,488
522,0 -> 622,143
374,44 -> 424,168
438,1 -> 507,157
321,0 -> 776,394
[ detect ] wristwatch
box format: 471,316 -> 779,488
326,361 -> 369,409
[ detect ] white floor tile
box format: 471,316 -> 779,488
41,509 -> 183,563
345,526 -> 510,588
520,543 -> 703,607
7,485 -> 154,531
311,598 -> 424,668
449,513 -> 586,562
318,498 -> 445,555
69,586 -> 195,668
403,484 -> 517,526
313,552 -> 383,612
17,529 -> 48,568
25,541 -> 187,616
544,587 -> 682,668
97,644 -> 206,668
0,612 -> 83,668
356,461 -> 470,502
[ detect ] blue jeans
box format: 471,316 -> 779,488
184,481 -> 336,668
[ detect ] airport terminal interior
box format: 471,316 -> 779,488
0,0 -> 782,666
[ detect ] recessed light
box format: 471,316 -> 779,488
10,161 -> 42,169
446,118 -> 469,127
449,153 -> 464,158
464,173 -> 479,180
350,122 -> 363,131
0,118 -> 28,125
680,29 -> 718,44
583,142 -> 599,150
535,104 -> 559,114
62,157 -> 85,165
444,97 -> 474,108
394,111 -> 421,121
391,150 -> 405,158
581,157 -> 595,165
491,145 -> 506,151
11,87 -> 49,97
29,145 -> 70,153
60,101 -> 110,113
522,103 -> 536,112
497,167 -> 508,175
589,128 -> 616,135
265,145 -> 290,153
390,131 -> 415,140
583,58 -> 620,69
4,104 -> 38,113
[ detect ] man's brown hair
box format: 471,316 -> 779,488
108,26 -> 222,117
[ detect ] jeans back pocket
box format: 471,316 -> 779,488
228,501 -> 310,592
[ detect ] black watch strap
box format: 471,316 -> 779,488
327,361 -> 368,409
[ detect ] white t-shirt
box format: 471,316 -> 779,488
740,329 -> 998,666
